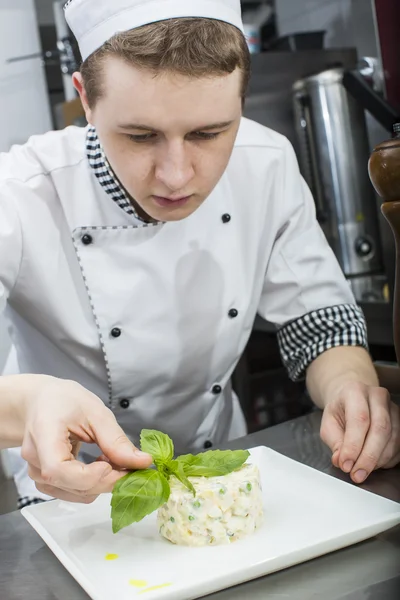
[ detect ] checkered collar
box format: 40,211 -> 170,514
86,125 -> 154,224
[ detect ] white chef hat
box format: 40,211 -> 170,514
64,0 -> 244,62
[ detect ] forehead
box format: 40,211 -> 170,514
97,57 -> 242,127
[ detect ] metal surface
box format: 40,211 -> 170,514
244,50 -> 395,314
244,49 -> 359,149
0,410 -> 399,600
292,68 -> 383,293
52,0 -> 77,101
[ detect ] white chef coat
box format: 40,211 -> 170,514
0,118 -> 357,462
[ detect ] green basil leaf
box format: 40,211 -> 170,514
154,460 -> 171,481
140,429 -> 174,463
176,449 -> 250,477
169,460 -> 195,495
111,469 -> 170,534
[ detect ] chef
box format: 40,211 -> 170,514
0,0 -> 399,507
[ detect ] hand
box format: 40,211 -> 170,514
21,377 -> 152,503
320,381 -> 400,483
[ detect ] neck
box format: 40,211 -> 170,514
104,157 -> 155,224
122,188 -> 155,224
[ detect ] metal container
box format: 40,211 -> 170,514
292,68 -> 384,301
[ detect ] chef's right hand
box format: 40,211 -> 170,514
21,376 -> 152,503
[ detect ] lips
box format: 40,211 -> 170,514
154,195 -> 190,202
153,195 -> 192,208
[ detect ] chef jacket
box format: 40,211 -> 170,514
0,117 -> 367,501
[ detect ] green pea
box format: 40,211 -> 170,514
219,487 -> 226,495
188,515 -> 195,521
193,501 -> 201,508
170,516 -> 175,523
246,483 -> 252,492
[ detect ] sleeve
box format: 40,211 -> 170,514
257,139 -> 368,381
0,187 -> 23,315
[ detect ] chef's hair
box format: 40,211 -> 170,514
80,18 -> 250,107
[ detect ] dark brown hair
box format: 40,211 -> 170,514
80,18 -> 251,107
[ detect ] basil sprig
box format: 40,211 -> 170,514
111,470 -> 170,534
111,430 -> 249,533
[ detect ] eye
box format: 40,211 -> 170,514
190,131 -> 221,140
127,133 -> 156,143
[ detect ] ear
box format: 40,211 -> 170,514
72,72 -> 93,124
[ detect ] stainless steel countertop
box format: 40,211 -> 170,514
1,410 -> 399,600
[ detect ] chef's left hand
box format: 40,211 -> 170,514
320,381 -> 400,483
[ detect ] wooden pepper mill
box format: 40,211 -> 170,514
368,123 -> 400,362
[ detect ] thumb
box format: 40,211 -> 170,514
91,410 -> 153,470
320,410 -> 344,462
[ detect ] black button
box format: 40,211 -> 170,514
111,327 -> 122,338
212,384 -> 222,395
81,234 -> 93,245
120,399 -> 130,409
228,308 -> 238,318
204,440 -> 213,449
221,213 -> 231,224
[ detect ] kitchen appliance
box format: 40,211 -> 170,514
0,0 -> 52,151
292,67 -> 386,302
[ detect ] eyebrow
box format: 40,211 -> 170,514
117,120 -> 234,132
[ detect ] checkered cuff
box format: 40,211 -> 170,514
276,304 -> 368,382
17,496 -> 46,510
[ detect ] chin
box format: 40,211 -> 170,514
154,207 -> 197,222
148,198 -> 203,222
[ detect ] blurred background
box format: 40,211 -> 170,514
1,0 -> 399,512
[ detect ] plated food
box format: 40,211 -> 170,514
111,430 -> 264,546
158,462 -> 263,546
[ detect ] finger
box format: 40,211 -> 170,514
32,416 -> 118,491
28,463 -> 47,484
28,453 -> 109,490
382,451 -> 400,469
377,403 -> 400,469
35,483 -> 98,505
96,454 -> 111,464
320,409 -> 344,457
350,389 -> 392,483
21,433 -> 41,470
29,461 -> 129,495
71,438 -> 82,459
89,410 -> 152,469
95,454 -> 127,471
331,449 -> 340,468
44,459 -> 114,491
338,393 -> 371,473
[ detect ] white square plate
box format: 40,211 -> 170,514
22,446 -> 400,600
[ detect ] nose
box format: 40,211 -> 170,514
155,140 -> 195,192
